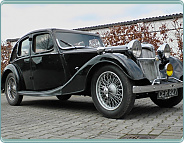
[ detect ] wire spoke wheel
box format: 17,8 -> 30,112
5,73 -> 23,106
7,77 -> 17,101
96,71 -> 123,110
91,65 -> 135,119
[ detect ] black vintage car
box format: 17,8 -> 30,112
1,28 -> 183,118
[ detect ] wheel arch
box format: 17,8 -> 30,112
84,61 -> 132,96
1,69 -> 12,92
1,64 -> 25,92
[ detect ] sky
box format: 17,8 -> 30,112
1,3 -> 183,41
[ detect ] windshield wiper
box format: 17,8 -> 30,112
56,39 -> 76,50
56,39 -> 88,49
60,39 -> 76,48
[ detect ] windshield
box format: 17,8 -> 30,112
55,32 -> 104,48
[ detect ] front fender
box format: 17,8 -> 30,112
85,53 -> 145,80
61,53 -> 145,95
170,56 -> 183,79
112,53 -> 145,80
160,56 -> 183,79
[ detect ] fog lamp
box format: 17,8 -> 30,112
165,63 -> 173,77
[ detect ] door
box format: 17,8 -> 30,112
15,37 -> 34,90
31,33 -> 65,91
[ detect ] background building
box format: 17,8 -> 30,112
6,13 -> 183,55
75,13 -> 183,54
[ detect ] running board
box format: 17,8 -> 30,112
18,87 -> 62,97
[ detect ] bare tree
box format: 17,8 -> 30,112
1,42 -> 12,74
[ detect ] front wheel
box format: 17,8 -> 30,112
5,73 -> 23,106
150,88 -> 183,108
91,65 -> 135,119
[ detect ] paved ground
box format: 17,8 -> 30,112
1,94 -> 183,139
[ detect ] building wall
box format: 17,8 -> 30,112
85,17 -> 183,57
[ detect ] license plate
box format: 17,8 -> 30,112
157,89 -> 178,100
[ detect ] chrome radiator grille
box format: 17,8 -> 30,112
138,48 -> 159,82
141,48 -> 155,58
139,60 -> 158,82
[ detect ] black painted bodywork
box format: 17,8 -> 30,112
1,28 -> 183,97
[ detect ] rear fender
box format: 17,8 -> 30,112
1,64 -> 24,91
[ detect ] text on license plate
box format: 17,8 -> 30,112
157,89 -> 178,100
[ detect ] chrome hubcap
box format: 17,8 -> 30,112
109,83 -> 117,95
6,77 -> 17,101
96,71 -> 123,110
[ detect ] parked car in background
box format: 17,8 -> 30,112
1,28 -> 183,118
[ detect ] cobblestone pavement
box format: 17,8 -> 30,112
1,94 -> 183,140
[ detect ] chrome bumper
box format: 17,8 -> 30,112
133,82 -> 183,94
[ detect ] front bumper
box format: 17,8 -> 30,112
133,82 -> 183,94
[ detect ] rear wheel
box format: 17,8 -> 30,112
56,95 -> 72,101
5,73 -> 23,106
91,65 -> 135,119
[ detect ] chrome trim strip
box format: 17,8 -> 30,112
152,77 -> 183,85
138,58 -> 155,60
171,77 -> 183,82
133,82 -> 183,94
56,39 -> 75,50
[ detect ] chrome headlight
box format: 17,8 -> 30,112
127,39 -> 142,57
157,43 -> 171,58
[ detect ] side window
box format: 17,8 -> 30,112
18,38 -> 29,56
10,44 -> 18,61
33,34 -> 54,53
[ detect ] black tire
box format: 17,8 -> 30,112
91,65 -> 135,119
56,95 -> 72,101
5,73 -> 23,106
150,88 -> 183,108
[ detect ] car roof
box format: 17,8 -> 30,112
21,28 -> 99,39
